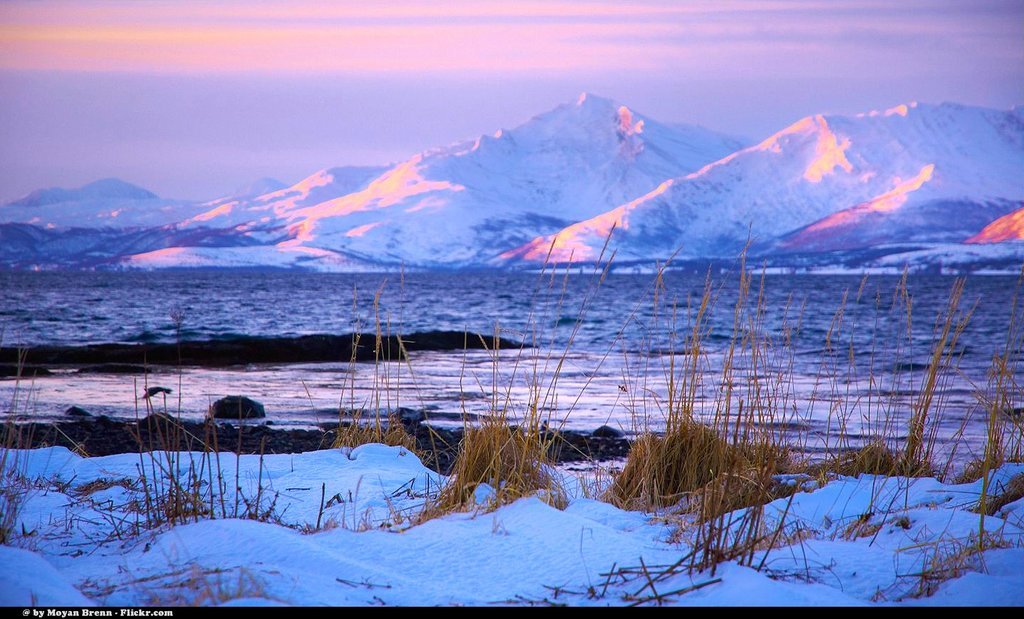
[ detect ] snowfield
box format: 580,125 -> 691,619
2,445 -> 1022,606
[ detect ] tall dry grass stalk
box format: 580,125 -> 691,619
424,237 -> 626,517
333,280 -> 418,453
609,255 -> 789,505
601,253 -> 799,575
975,266 -> 1024,538
899,278 -> 972,475
425,419 -> 558,515
598,250 -> 1016,575
1,350 -> 35,545
0,421 -> 27,545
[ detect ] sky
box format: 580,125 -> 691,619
0,0 -> 1022,203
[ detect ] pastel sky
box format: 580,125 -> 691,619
1,0 -> 1021,202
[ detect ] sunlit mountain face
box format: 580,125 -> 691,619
505,102 -> 1024,269
967,206 -> 1024,244
2,97 -> 1022,272
226,93 -> 747,268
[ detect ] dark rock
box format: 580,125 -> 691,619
209,396 -> 266,419
592,425 -> 625,438
0,364 -> 52,378
140,412 -> 179,426
1,330 -> 527,368
65,405 -> 92,418
1,415 -> 630,474
397,407 -> 426,425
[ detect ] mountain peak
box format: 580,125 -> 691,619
573,91 -> 619,111
7,178 -> 158,208
855,102 -> 919,119
230,177 -> 287,199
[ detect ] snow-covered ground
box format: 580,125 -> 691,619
2,445 -> 1022,606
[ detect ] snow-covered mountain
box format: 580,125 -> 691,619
2,97 -> 1022,272
1,178 -> 208,229
502,102 -> 1024,268
184,166 -> 388,232
8,178 -> 157,207
967,205 -> 1024,244
159,93 -> 744,268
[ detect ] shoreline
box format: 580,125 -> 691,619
1,413 -> 631,475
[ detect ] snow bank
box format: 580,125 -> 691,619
2,445 -> 1022,606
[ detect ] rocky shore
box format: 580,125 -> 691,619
2,413 -> 630,475
0,330 -> 524,371
0,330 -> 632,473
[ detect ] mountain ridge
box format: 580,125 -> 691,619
2,96 -> 1022,272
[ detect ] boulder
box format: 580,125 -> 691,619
64,405 -> 92,418
209,396 -> 266,420
396,407 -> 426,425
592,424 -> 625,438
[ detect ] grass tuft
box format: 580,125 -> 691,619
809,440 -> 901,479
607,422 -> 783,512
332,414 -> 417,452
975,472 -> 1024,517
424,418 -> 560,517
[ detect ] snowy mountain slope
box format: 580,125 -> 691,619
966,204 -> 1024,243
183,166 -> 388,231
250,93 -> 747,266
0,224 -> 166,269
226,177 -> 288,200
776,197 -> 1021,253
7,178 -> 157,207
1,178 -> 208,229
121,245 -> 377,272
0,169 -> 388,268
866,241 -> 1024,272
501,102 -> 1024,265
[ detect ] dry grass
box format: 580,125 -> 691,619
600,254 -> 804,575
586,254 -> 1015,577
144,566 -> 268,606
899,278 -> 971,475
0,427 -> 28,545
954,458 -> 989,484
606,423 -> 788,516
976,472 -> 1024,517
332,415 -> 416,451
973,267 -> 1024,538
424,419 -> 560,517
1,356 -> 34,545
419,241 -> 622,519
906,532 -> 1012,599
72,477 -> 134,497
808,440 -> 901,479
123,412 -> 285,529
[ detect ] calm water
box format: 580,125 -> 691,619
2,271 -> 1020,464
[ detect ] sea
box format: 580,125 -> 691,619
2,270 -> 1021,466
